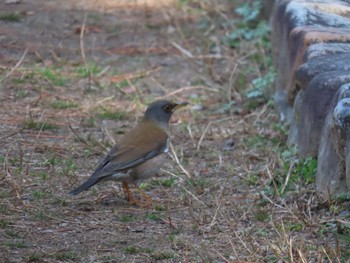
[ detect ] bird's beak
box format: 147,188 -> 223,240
172,102 -> 189,111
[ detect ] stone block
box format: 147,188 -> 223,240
317,83 -> 350,198
304,42 -> 350,61
272,0 -> 350,63
346,138 -> 350,193
287,89 -> 304,146
296,53 -> 350,90
271,0 -> 350,121
271,0 -> 350,197
287,27 -> 350,115
297,71 -> 350,158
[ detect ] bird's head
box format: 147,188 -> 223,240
143,100 -> 188,128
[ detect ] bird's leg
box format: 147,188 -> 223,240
122,182 -> 128,199
122,182 -> 136,205
122,182 -> 152,207
136,186 -> 153,207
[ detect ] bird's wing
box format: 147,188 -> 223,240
90,121 -> 168,179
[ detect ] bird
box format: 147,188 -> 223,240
69,99 -> 188,206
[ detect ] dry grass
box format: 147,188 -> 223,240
0,0 -> 349,262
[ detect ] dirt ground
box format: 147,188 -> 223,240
0,0 -> 349,262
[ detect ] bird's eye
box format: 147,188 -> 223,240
163,105 -> 172,112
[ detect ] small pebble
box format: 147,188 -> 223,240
223,138 -> 235,151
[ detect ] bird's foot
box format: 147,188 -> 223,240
122,182 -> 152,207
137,187 -> 153,207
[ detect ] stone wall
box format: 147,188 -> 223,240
271,0 -> 350,199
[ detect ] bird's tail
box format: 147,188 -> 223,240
68,177 -> 100,195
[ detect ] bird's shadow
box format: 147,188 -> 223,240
69,191 -> 131,211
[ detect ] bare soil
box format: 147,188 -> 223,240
0,1 -> 349,262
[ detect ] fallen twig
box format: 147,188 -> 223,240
0,48 -> 28,83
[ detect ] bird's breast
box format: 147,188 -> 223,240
132,153 -> 168,184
